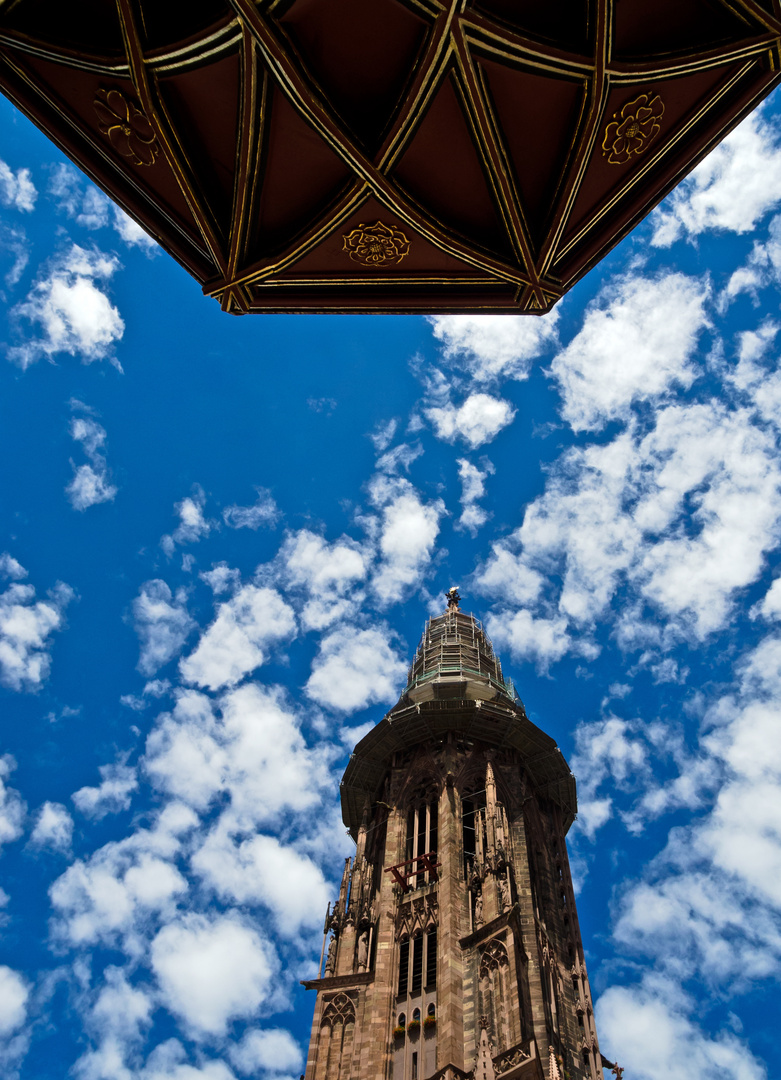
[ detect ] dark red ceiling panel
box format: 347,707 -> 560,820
279,0 -> 431,150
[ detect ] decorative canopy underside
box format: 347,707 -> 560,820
340,695 -> 577,838
2,0 -> 780,314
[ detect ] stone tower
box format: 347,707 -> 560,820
303,591 -> 606,1080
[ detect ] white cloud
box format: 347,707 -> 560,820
151,914 -> 276,1037
472,542 -> 543,607
606,632 -> 781,991
8,244 -> 124,369
222,489 -> 280,530
550,273 -> 710,432
161,487 -> 213,556
368,475 -> 444,605
199,563 -> 240,596
569,717 -> 649,838
275,529 -> 367,630
0,968 -> 28,1037
48,164 -> 156,250
49,165 -> 108,229
632,403 -> 781,637
305,624 -> 406,713
0,757 -> 25,853
428,312 -> 558,382
144,684 -> 331,827
50,803 -> 195,950
0,555 -> 25,581
597,976 -> 766,1080
486,608 -> 570,670
70,416 -> 107,459
375,441 -> 424,476
73,761 -> 138,820
426,391 -> 516,448
229,1029 -> 303,1076
0,160 -> 36,213
66,415 -> 117,511
142,1039 -> 237,1080
73,966 -> 153,1080
455,458 -> 494,536
0,222 -> 30,287
752,576 -> 781,620
192,828 -> 330,936
66,466 -> 118,512
133,580 -> 195,677
369,418 -> 398,452
180,585 -> 295,691
652,108 -> 781,246
30,801 -> 73,851
476,393 -> 781,656
0,572 -> 72,692
112,206 -> 156,250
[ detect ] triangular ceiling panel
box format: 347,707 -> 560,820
561,59 -> 753,251
0,0 -> 124,56
137,1 -> 228,51
251,82 -> 353,257
392,72 -> 513,258
158,50 -> 241,232
612,0 -> 757,58
479,56 -> 586,250
278,0 -> 431,150
276,195 -> 491,278
473,0 -> 590,52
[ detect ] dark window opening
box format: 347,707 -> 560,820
412,1051 -> 418,1080
406,808 -> 415,862
417,807 -> 427,886
426,928 -> 437,989
397,940 -> 409,997
462,798 -> 475,876
411,935 -> 423,995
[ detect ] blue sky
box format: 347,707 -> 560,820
1,85 -> 781,1080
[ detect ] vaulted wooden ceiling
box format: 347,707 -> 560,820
1,0 -> 780,314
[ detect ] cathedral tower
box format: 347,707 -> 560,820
303,591 -> 606,1080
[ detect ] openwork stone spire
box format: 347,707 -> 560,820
304,601 -> 613,1080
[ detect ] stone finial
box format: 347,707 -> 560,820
474,1020 -> 496,1080
445,586 -> 461,610
548,1047 -> 563,1080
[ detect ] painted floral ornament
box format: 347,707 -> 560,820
94,88 -> 159,167
602,92 -> 664,165
343,220 -> 411,266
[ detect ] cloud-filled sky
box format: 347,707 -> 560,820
1,87 -> 780,1080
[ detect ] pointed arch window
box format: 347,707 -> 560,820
404,781 -> 438,887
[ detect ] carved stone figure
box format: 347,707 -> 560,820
357,929 -> 369,972
474,888 -> 484,929
499,875 -> 511,912
324,934 -> 337,976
